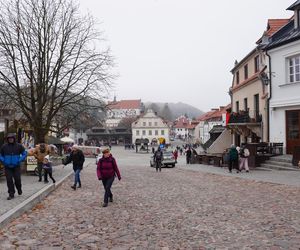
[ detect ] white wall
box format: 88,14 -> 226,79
269,40 -> 300,151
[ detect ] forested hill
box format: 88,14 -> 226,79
144,102 -> 204,120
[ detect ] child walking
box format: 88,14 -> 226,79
42,155 -> 56,183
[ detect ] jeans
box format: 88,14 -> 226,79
5,167 -> 22,196
102,176 -> 115,203
74,169 -> 81,186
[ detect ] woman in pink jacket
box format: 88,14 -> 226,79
97,148 -> 121,207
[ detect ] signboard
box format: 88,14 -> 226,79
0,121 -> 5,132
26,156 -> 37,171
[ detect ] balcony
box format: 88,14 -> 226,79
228,110 -> 262,124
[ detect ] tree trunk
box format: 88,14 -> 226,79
34,128 -> 48,145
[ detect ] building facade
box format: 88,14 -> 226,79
106,99 -> 143,128
266,1 -> 300,154
132,109 -> 170,145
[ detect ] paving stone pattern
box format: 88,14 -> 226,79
0,148 -> 300,249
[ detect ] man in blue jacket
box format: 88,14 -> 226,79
0,133 -> 27,200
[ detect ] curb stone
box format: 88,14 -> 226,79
0,169 -> 73,229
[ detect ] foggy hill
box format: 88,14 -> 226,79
144,102 -> 204,120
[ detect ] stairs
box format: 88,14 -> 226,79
260,155 -> 300,171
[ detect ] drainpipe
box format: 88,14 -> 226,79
265,50 -> 272,143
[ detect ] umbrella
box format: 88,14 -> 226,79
60,136 -> 75,143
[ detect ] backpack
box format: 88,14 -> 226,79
155,151 -> 163,160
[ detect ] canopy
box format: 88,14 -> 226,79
60,136 -> 75,143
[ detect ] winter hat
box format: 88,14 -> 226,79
72,144 -> 79,150
7,133 -> 16,139
102,148 -> 110,154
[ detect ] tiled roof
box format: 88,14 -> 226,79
266,19 -> 290,37
197,105 -> 230,122
267,19 -> 300,50
107,99 -> 141,109
287,0 -> 300,10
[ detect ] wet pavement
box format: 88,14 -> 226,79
0,147 -> 299,249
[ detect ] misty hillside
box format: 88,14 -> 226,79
144,102 -> 204,121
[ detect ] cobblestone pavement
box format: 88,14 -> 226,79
0,147 -> 300,249
0,159 -> 94,217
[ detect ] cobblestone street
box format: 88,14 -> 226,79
0,147 -> 300,249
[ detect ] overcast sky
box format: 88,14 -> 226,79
79,0 -> 292,112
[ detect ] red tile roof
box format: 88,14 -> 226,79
257,18 -> 290,44
108,99 -> 141,109
197,104 -> 231,122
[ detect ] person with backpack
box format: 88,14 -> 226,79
153,147 -> 163,172
97,148 -> 121,207
239,145 -> 250,172
186,147 -> 192,164
228,144 -> 239,173
42,155 -> 56,183
0,133 -> 27,200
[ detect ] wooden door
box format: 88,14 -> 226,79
286,110 -> 300,154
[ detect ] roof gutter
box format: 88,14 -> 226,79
265,49 -> 272,142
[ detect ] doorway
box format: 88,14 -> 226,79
286,110 -> 300,154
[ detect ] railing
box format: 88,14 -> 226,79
228,110 -> 262,124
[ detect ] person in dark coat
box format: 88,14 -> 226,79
0,133 -> 27,200
228,144 -> 239,173
97,148 -> 121,207
186,147 -> 192,164
64,144 -> 85,190
153,147 -> 163,172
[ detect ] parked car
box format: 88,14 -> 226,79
150,150 -> 176,168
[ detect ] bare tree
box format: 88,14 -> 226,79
0,0 -> 113,143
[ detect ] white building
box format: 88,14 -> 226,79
132,109 -> 170,145
106,99 -> 142,128
266,1 -> 300,154
173,116 -> 191,139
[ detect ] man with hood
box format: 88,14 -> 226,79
0,133 -> 27,200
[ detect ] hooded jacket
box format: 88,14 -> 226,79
97,154 -> 121,180
0,133 -> 27,168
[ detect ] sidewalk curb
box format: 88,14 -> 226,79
0,169 -> 73,229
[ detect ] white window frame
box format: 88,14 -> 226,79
161,130 -> 165,136
136,130 -> 140,136
288,55 -> 300,83
148,130 -> 152,136
142,130 -> 146,136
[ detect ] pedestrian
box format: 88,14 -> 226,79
153,147 -> 163,172
228,144 -> 239,173
152,147 -> 155,154
97,148 -> 121,207
32,143 -> 51,182
239,145 -> 250,172
173,149 -> 178,163
42,155 -> 56,183
63,144 -> 85,190
0,133 -> 27,200
186,147 -> 192,164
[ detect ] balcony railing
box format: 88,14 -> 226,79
228,110 -> 262,124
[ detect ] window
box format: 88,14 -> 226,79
148,130 -> 152,135
236,101 -> 239,112
254,55 -> 260,73
143,122 -> 146,126
244,98 -> 248,111
155,130 -> 158,135
254,94 -> 259,120
154,122 -> 158,126
289,55 -> 300,83
244,64 -> 248,80
136,130 -> 140,136
236,71 -> 240,85
149,122 -> 152,126
161,130 -> 165,135
142,130 -> 146,136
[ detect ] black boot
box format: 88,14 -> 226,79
71,185 -> 76,190
78,181 -> 81,188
